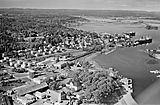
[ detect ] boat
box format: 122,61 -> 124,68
150,70 -> 160,74
154,54 -> 160,59
145,25 -> 158,30
134,36 -> 152,45
146,48 -> 160,59
145,36 -> 152,43
124,31 -> 136,37
156,75 -> 160,78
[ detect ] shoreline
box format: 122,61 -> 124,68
116,92 -> 138,105
84,49 -> 138,105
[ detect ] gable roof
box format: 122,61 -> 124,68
17,82 -> 48,96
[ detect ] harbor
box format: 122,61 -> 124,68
74,16 -> 160,103
1,8 -> 160,105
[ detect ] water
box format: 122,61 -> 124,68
73,17 -> 160,103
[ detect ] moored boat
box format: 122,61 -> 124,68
124,31 -> 136,37
150,70 -> 160,74
156,75 -> 160,78
134,36 -> 152,45
146,48 -> 160,59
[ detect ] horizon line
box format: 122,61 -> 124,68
0,7 -> 159,12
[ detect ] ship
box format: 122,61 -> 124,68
134,36 -> 152,45
150,70 -> 160,74
124,31 -> 136,37
156,75 -> 160,78
145,48 -> 160,59
145,25 -> 158,30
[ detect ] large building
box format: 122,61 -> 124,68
15,82 -> 48,96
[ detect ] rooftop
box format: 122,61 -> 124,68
16,82 -> 48,96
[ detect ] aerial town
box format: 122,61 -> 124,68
0,9 -> 156,105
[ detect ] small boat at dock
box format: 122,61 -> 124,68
156,75 -> 160,78
134,36 -> 152,45
150,70 -> 160,74
145,48 -> 160,59
124,31 -> 136,37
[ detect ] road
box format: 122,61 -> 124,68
25,49 -> 83,61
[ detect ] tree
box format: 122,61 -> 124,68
92,90 -> 101,104
49,81 -> 57,90
84,90 -> 92,100
77,70 -> 127,104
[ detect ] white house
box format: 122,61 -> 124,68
21,62 -> 27,68
34,91 -> 46,99
17,60 -> 22,65
53,61 -> 67,69
14,63 -> 20,68
3,57 -> 9,61
9,62 -> 14,67
120,78 -> 133,93
66,81 -> 82,91
32,76 -> 47,84
17,94 -> 35,105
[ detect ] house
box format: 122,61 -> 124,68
60,91 -> 68,102
25,94 -> 36,100
17,60 -> 22,65
0,60 -> 3,62
45,89 -> 60,103
70,66 -> 83,71
120,78 -> 133,93
49,51 -> 53,54
57,46 -> 61,51
16,82 -> 48,96
21,62 -> 27,68
17,94 -> 36,105
66,80 -> 82,91
31,51 -> 36,55
38,49 -> 43,53
35,53 -> 41,57
43,52 -> 47,56
34,91 -> 46,99
32,76 -> 47,84
44,48 -> 48,52
9,58 -> 15,62
53,61 -> 67,69
108,67 -> 118,77
27,62 -> 32,68
47,44 -> 52,48
59,56 -> 67,61
54,101 -> 69,105
9,62 -> 14,67
14,63 -> 20,68
3,57 -> 9,61
26,68 -> 35,73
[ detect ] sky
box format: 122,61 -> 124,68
0,0 -> 160,11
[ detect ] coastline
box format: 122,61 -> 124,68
85,49 -> 138,105
85,49 -> 116,70
115,92 -> 138,105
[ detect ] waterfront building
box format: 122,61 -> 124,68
53,61 -> 67,69
16,82 -> 48,96
120,78 -> 133,93
16,94 -> 36,105
34,91 -> 46,99
32,76 -> 47,84
66,80 -> 82,91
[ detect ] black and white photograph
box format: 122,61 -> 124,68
0,0 -> 160,105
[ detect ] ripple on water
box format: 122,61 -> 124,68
146,59 -> 159,64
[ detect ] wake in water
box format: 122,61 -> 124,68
146,59 -> 159,64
